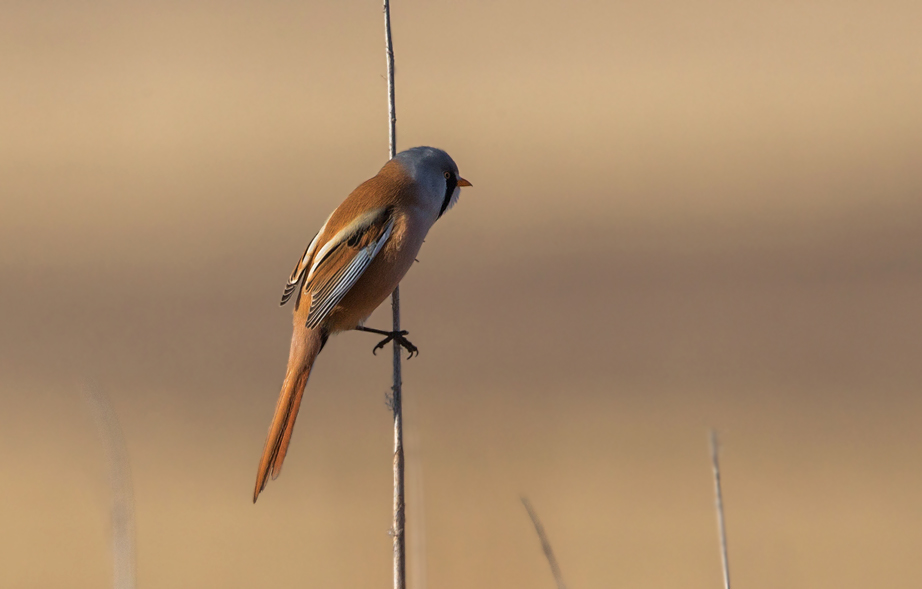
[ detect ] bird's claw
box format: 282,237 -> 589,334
372,330 -> 419,359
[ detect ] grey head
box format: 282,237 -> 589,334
394,146 -> 471,219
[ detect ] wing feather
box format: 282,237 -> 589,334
279,235 -> 315,306
303,207 -> 395,329
280,211 -> 338,307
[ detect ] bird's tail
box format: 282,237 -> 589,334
253,326 -> 326,502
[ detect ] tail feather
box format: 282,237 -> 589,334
253,328 -> 324,502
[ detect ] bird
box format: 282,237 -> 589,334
253,146 -> 471,502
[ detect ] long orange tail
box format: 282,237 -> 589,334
253,327 -> 325,502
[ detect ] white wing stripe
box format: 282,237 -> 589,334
280,211 -> 336,306
308,259 -> 363,327
288,231 -> 320,287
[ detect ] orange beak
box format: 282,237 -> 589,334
457,177 -> 473,187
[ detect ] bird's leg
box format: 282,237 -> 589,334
354,325 -> 419,358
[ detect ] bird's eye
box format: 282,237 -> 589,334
443,171 -> 451,180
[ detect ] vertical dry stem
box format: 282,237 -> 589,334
82,383 -> 137,589
406,424 -> 429,589
384,0 -> 397,160
383,1 -> 405,588
710,429 -> 731,589
521,497 -> 567,589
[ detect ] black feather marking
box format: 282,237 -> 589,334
438,174 -> 458,219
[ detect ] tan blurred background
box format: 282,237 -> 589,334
2,0 -> 921,587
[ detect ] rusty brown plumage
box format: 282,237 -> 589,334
253,148 -> 469,502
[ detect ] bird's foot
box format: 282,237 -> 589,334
354,326 -> 419,359
373,330 -> 418,359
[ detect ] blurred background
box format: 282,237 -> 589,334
2,0 -> 921,587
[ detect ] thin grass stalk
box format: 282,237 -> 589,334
82,383 -> 137,589
710,429 -> 731,589
521,497 -> 567,589
382,1 -> 405,588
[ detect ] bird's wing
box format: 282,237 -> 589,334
280,211 -> 339,307
303,206 -> 395,329
279,233 -> 317,306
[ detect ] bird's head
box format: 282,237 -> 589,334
394,146 -> 472,219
